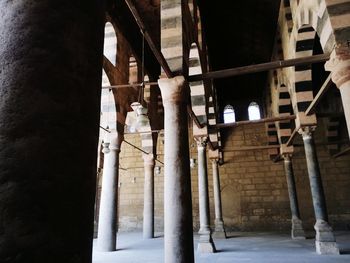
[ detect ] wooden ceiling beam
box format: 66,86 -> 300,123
188,53 -> 330,82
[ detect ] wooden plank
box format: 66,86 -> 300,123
305,74 -> 333,116
224,145 -> 281,151
188,53 -> 330,82
102,82 -> 158,89
187,105 -> 204,129
332,147 -> 350,158
215,115 -> 296,128
286,128 -> 298,147
124,0 -> 173,78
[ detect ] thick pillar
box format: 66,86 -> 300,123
97,133 -> 122,251
325,47 -> 350,138
196,137 -> 216,252
300,127 -> 339,254
282,154 -> 305,239
158,76 -> 194,263
0,1 -> 104,262
143,154 -> 155,239
211,159 -> 226,239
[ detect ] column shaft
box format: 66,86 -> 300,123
212,159 -> 226,238
97,136 -> 121,251
198,144 -> 210,233
283,155 -> 305,239
283,157 -> 301,219
158,76 -> 194,263
302,133 -> 328,221
143,157 -> 155,239
301,128 -> 339,254
0,1 -> 104,262
196,138 -> 216,252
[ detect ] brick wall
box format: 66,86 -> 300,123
99,122 -> 350,232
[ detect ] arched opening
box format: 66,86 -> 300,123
103,22 -> 117,66
248,102 -> 261,120
223,105 -> 236,123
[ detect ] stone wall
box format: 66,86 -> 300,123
101,122 -> 350,233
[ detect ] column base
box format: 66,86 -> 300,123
213,219 -> 227,239
197,232 -> 216,253
314,220 -> 339,254
291,218 -> 306,240
316,241 -> 340,255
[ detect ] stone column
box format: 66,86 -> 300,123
211,159 -> 226,239
0,1 -> 104,262
325,47 -> 350,138
196,137 -> 216,252
299,127 -> 339,254
158,76 -> 194,263
282,154 -> 305,239
143,154 -> 155,239
97,133 -> 123,251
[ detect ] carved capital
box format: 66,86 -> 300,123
325,46 -> 350,88
102,142 -> 110,154
158,76 -> 189,105
194,136 -> 209,148
298,126 -> 315,140
282,153 -> 292,162
142,153 -> 156,166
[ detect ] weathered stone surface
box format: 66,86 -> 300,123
0,1 -> 105,262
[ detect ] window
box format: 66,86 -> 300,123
223,105 -> 236,123
248,102 -> 261,120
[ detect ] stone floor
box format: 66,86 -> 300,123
93,231 -> 350,263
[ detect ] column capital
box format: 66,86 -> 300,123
142,153 -> 156,166
298,126 -> 315,139
194,136 -> 209,148
282,153 -> 293,161
325,46 -> 350,88
210,158 -> 219,164
102,142 -> 110,154
158,76 -> 188,105
105,132 -> 123,152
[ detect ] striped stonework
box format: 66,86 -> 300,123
284,0 -> 294,34
100,70 -> 117,131
324,116 -> 341,155
189,43 -> 208,137
161,0 -> 183,72
325,0 -> 350,46
292,25 -> 317,128
129,56 -> 139,84
266,123 -> 280,161
139,127 -> 156,156
276,84 -> 294,155
290,1 -> 336,55
208,95 -> 219,149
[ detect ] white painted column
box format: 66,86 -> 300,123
143,154 -> 155,239
196,137 -> 216,252
97,133 -> 122,251
158,76 -> 194,263
211,159 -> 226,238
325,48 -> 350,139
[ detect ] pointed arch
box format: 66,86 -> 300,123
103,22 -> 117,66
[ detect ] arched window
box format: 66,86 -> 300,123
103,22 -> 117,66
248,102 -> 261,120
223,105 -> 236,123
